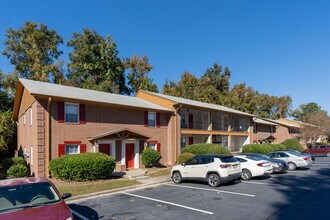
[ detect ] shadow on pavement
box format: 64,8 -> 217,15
69,204 -> 100,219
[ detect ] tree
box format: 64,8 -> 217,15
203,63 -> 231,94
67,29 -> 128,94
0,110 -> 17,161
291,102 -> 326,121
124,55 -> 158,94
2,21 -> 64,82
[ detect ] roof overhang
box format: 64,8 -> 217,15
88,127 -> 151,141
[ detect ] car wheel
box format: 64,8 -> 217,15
172,172 -> 182,184
288,162 -> 297,171
207,173 -> 221,187
241,169 -> 252,180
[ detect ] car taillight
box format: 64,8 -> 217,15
303,157 -> 308,161
257,163 -> 268,167
220,164 -> 231,168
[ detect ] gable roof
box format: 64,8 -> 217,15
253,118 -> 278,126
262,118 -> 301,128
138,90 -> 254,117
13,79 -> 172,120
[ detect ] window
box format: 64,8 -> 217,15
147,142 -> 157,150
23,113 -> 26,125
148,112 -> 156,127
65,144 -> 79,155
199,157 -> 213,164
236,158 -> 247,163
65,103 -> 79,123
185,157 -> 199,165
29,108 -> 32,126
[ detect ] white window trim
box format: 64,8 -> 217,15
148,112 -> 156,127
29,108 -> 33,126
64,102 -> 79,123
65,144 -> 80,155
23,113 -> 26,126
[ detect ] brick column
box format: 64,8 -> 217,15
37,102 -> 46,177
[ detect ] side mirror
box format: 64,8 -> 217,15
61,193 -> 72,200
182,162 -> 186,167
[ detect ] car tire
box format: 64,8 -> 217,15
207,173 -> 221,187
288,162 -> 297,171
241,169 -> 252,180
172,172 -> 182,184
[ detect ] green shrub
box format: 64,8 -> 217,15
182,143 -> 231,156
281,138 -> 304,152
141,148 -> 162,167
3,157 -> 27,172
177,153 -> 195,164
242,144 -> 287,155
7,164 -> 29,178
49,153 -> 115,181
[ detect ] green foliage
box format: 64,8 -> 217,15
315,142 -> 328,145
7,164 -> 29,178
291,102 -> 326,122
2,21 -> 64,83
49,153 -> 115,181
67,29 -> 128,94
182,143 -> 231,156
281,139 -> 304,152
177,153 -> 195,164
0,110 -> 17,161
141,148 -> 162,167
242,144 -> 287,155
124,55 -> 158,94
3,157 -> 26,172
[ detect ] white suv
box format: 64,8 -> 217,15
171,155 -> 241,187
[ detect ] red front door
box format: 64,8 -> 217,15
99,144 -> 110,155
189,114 -> 194,129
126,143 -> 135,168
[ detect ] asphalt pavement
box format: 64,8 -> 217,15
68,157 -> 330,220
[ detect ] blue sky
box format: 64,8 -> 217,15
1,0 -> 330,113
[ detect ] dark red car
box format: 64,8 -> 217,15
302,145 -> 330,157
0,177 -> 73,220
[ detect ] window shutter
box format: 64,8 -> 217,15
156,112 -> 160,128
79,104 -> 86,124
80,144 -> 87,153
57,102 -> 65,123
144,111 -> 148,127
58,144 -> 65,157
157,143 -> 161,153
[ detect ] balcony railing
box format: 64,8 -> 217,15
231,125 -> 249,132
181,122 -> 210,130
212,123 -> 229,131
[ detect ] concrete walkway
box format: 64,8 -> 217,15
68,169 -> 172,202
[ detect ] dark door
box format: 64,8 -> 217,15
126,143 -> 135,168
99,144 -> 110,155
189,137 -> 194,145
189,114 -> 194,129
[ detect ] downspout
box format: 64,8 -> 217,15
174,104 -> 182,164
46,97 -> 52,177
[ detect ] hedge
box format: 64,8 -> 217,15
49,153 -> 115,181
182,143 -> 231,156
177,153 -> 195,164
141,148 -> 162,167
3,157 -> 27,172
7,164 -> 29,178
242,144 -> 287,155
281,138 -> 304,152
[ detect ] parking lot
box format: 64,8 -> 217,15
68,157 -> 330,220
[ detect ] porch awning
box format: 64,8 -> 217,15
257,133 -> 276,141
87,127 -> 151,141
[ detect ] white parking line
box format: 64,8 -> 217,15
70,209 -> 89,220
241,181 -> 282,187
164,183 -> 256,197
123,192 -> 213,215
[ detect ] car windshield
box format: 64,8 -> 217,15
253,154 -> 270,160
246,155 -> 263,161
0,182 -> 60,213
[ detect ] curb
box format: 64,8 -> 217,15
67,178 -> 172,203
